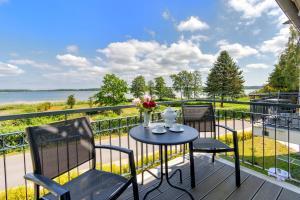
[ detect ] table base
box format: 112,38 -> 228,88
142,145 -> 194,200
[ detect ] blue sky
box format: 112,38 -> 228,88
0,0 -> 290,89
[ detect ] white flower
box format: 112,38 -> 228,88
132,98 -> 141,106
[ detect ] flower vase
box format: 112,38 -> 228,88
143,112 -> 151,127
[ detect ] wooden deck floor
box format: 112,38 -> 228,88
120,155 -> 300,200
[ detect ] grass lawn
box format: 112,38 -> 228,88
220,132 -> 300,185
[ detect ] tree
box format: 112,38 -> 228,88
204,51 -> 244,107
66,94 -> 76,109
170,70 -> 202,99
147,80 -> 155,96
170,73 -> 184,99
191,70 -> 202,98
154,76 -> 174,100
130,75 -> 146,98
265,26 -> 300,92
95,74 -> 128,106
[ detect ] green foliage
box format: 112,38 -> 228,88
170,70 -> 202,99
66,95 -> 76,109
263,26 -> 300,92
130,75 -> 146,98
222,134 -> 300,182
95,74 -> 128,106
147,80 -> 155,96
154,76 -> 175,100
36,102 -> 51,112
204,51 -> 244,106
191,70 -> 202,98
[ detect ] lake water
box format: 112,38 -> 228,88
0,91 -> 97,104
0,89 -> 255,104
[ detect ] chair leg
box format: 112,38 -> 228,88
212,153 -> 216,163
182,144 -> 186,163
34,184 -> 39,200
234,149 -> 241,187
132,178 -> 139,200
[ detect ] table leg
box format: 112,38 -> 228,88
189,142 -> 195,188
164,145 -> 194,200
143,145 -> 164,200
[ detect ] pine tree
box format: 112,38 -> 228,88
204,51 -> 244,107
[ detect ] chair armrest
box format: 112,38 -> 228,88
95,145 -> 132,154
24,173 -> 70,200
95,145 -> 137,179
215,124 -> 237,134
215,124 -> 239,150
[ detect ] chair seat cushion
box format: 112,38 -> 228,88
43,169 -> 128,200
193,138 -> 232,152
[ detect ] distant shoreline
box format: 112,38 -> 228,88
0,100 -> 65,105
0,89 -> 99,92
0,86 -> 261,92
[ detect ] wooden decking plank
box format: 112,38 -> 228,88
251,181 -> 282,200
200,170 -> 249,200
122,155 -> 300,200
140,157 -> 220,200
225,175 -> 265,200
150,161 -> 225,200
177,165 -> 234,200
121,155 -> 209,200
277,188 -> 300,200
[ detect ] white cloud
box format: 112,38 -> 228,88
96,39 -> 215,78
56,54 -> 91,68
162,10 -> 171,20
144,28 -> 156,38
190,34 -> 209,43
9,59 -> 55,70
217,40 -> 258,60
66,45 -> 79,53
246,63 -> 269,69
0,62 -> 24,76
0,0 -> 8,5
177,16 -> 209,32
228,0 -> 278,19
259,26 -> 289,55
9,52 -> 19,57
252,29 -> 261,35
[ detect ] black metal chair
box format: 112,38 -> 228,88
24,117 -> 139,200
182,104 -> 241,187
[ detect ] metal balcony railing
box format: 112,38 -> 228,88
1,99 -> 300,199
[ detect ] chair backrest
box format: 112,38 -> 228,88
26,117 -> 95,179
182,104 -> 216,133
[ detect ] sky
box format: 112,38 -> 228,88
0,0 -> 290,89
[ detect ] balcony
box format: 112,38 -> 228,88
0,100 -> 300,199
121,155 -> 300,200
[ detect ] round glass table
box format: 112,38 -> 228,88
129,123 -> 198,200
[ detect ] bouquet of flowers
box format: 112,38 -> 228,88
132,95 -> 157,113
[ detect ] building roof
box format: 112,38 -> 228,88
276,0 -> 300,32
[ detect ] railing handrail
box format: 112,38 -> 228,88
0,99 -> 299,121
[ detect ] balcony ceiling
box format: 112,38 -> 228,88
276,0 -> 300,32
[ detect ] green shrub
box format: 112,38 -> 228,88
36,102 -> 51,112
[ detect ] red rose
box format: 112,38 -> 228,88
149,101 -> 156,108
143,102 -> 151,108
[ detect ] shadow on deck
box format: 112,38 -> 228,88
120,154 -> 300,200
